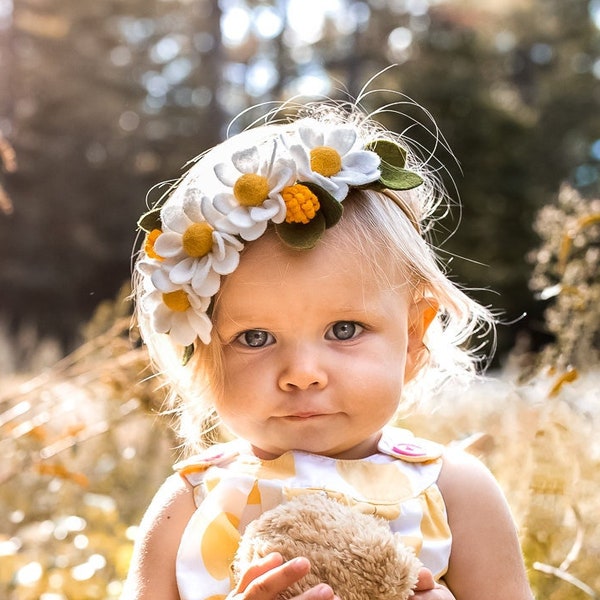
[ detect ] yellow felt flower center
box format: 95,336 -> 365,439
182,222 -> 214,257
233,173 -> 270,207
310,146 -> 342,177
162,290 -> 191,312
282,184 -> 320,224
145,229 -> 164,260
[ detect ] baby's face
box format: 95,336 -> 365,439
212,231 -> 423,460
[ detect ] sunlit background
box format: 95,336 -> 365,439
0,0 -> 599,363
0,1 -> 599,598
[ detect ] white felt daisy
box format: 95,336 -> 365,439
140,274 -> 212,346
213,144 -> 296,241
152,190 -> 244,297
286,120 -> 381,201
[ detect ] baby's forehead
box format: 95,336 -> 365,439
220,225 -> 415,299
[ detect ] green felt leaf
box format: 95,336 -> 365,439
275,212 -> 326,249
367,140 -> 407,168
299,181 -> 343,228
366,140 -> 423,190
182,343 -> 195,366
137,207 -> 162,233
379,166 -> 424,190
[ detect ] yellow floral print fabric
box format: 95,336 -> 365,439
174,427 -> 452,600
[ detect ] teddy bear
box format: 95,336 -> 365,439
232,493 -> 422,600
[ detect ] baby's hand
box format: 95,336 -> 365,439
229,552 -> 340,600
413,567 -> 455,599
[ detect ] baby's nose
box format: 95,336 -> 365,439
277,349 -> 328,391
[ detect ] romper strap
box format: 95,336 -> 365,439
378,426 -> 444,463
174,439 -> 245,486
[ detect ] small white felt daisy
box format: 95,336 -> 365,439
152,190 -> 244,297
213,144 -> 296,240
140,278 -> 212,347
286,119 -> 381,201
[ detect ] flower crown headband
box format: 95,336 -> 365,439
137,118 -> 423,361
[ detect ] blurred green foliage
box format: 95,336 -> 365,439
0,0 -> 599,364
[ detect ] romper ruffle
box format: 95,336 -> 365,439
174,426 -> 451,600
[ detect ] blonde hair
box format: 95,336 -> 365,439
133,101 -> 495,452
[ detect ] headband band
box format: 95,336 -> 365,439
136,118 -> 424,359
380,189 -> 421,234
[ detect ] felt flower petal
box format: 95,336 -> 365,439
183,192 -> 204,222
250,198 -> 285,223
170,313 -> 198,347
151,268 -> 178,293
187,310 -> 213,345
137,259 -> 159,277
227,206 -> 256,228
268,160 -> 296,191
212,232 -> 243,265
325,127 -> 356,155
232,147 -> 260,173
169,256 -> 201,285
330,182 -> 349,201
343,150 -> 380,173
154,232 -> 186,258
213,192 -> 238,214
153,303 -> 173,334
140,289 -> 159,314
191,263 -> 221,297
239,220 -> 268,241
299,123 -> 323,148
214,163 -> 239,187
212,243 -> 240,275
202,197 -> 241,235
288,144 -> 311,171
162,205 -> 191,234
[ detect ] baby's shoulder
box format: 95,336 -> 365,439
140,473 -> 197,532
437,446 -> 507,518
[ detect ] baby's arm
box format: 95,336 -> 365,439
122,475 -> 337,600
437,449 -> 533,600
121,474 -> 197,600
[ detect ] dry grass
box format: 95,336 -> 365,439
401,369 -> 600,599
0,295 -> 176,599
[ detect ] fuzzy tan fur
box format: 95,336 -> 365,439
233,493 -> 421,600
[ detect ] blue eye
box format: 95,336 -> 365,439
327,321 -> 363,341
237,330 -> 274,347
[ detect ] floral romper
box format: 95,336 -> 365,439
174,426 -> 452,600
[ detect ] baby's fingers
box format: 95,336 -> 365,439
413,568 -> 455,599
234,553 -> 286,593
232,555 -> 337,600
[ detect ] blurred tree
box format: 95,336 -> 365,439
356,0 -> 600,361
0,0 -> 227,350
0,0 -> 598,365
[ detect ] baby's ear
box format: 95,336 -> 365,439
405,298 -> 439,383
409,297 -> 438,339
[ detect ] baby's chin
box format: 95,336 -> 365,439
250,432 -> 382,461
